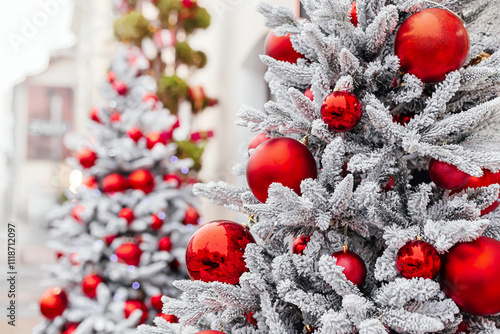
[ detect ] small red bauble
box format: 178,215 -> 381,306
113,80 -> 128,95
151,213 -> 164,230
265,30 -> 304,64
89,106 -> 102,123
146,131 -> 169,149
76,147 -> 97,169
332,248 -> 367,286
143,93 -> 159,104
69,252 -> 80,266
304,87 -> 314,101
164,174 -> 182,188
102,173 -> 129,193
454,169 -> 500,215
183,206 -> 200,225
83,176 -> 98,189
428,158 -> 471,190
396,239 -> 441,279
110,112 -> 121,123
246,137 -> 317,203
350,1 -> 358,27
441,236 -> 500,315
71,205 -> 85,223
39,287 -> 68,320
292,236 -> 310,255
115,243 -> 142,266
127,127 -> 143,142
159,313 -> 179,323
321,91 -> 363,132
186,220 -> 256,284
104,234 -> 117,246
123,300 -> 148,324
118,207 -> 135,225
129,169 -> 155,194
392,112 -> 415,126
150,294 -> 163,310
106,71 -> 116,83
158,236 -> 173,252
248,133 -> 270,151
195,331 -> 225,334
244,311 -> 258,327
394,8 -> 470,83
62,323 -> 79,334
381,176 -> 395,192
81,274 -> 103,298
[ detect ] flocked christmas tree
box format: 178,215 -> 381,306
139,0 -> 500,333
34,0 -> 215,333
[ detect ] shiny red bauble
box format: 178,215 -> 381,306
104,234 -> 117,246
150,294 -> 163,310
71,205 -> 85,223
129,169 -> 155,194
118,207 -> 135,225
76,147 -> 97,168
321,91 -> 363,132
265,30 -> 304,64
146,131 -> 169,149
102,173 -> 129,193
428,158 -> 471,190
183,206 -> 200,225
127,127 -> 143,143
304,87 -> 314,101
164,174 -> 182,188
159,313 -> 179,323
62,323 -> 79,334
332,249 -> 367,286
441,236 -> 500,315
81,274 -> 103,298
151,213 -> 164,230
248,133 -> 270,151
454,169 -> 500,215
89,106 -> 102,123
292,236 -> 310,255
39,287 -> 68,319
115,243 -> 142,266
246,137 -> 317,203
186,220 -> 256,285
158,236 -> 173,252
396,239 -> 441,279
350,1 -> 358,27
113,80 -> 128,95
394,8 -> 469,83
123,300 -> 148,324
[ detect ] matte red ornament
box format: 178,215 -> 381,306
102,173 -> 129,193
265,30 -> 304,64
110,112 -> 121,123
246,137 -> 317,203
89,106 -> 102,123
304,87 -> 314,101
163,174 -> 182,188
186,220 -> 256,284
441,236 -> 500,315
248,133 -> 270,151
83,176 -> 98,189
151,213 -> 164,230
123,300 -> 148,324
39,287 -> 68,320
292,236 -> 310,255
159,313 -> 179,323
127,127 -> 143,142
129,169 -> 155,194
183,206 -> 200,225
71,205 -> 85,223
118,207 -> 135,225
146,131 -> 169,149
394,8 -> 470,83
106,71 -> 116,83
115,243 -> 142,266
321,91 -> 363,132
81,274 -> 103,298
150,294 -> 163,310
76,147 -> 97,169
350,1 -> 358,27
453,169 -> 500,215
396,239 -> 441,279
158,236 -> 173,252
113,80 -> 128,95
428,158 -> 471,190
332,248 -> 367,286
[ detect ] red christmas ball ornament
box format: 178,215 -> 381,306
69,252 -> 80,266
71,205 -> 85,223
246,138 -> 317,203
76,147 -> 97,169
396,239 -> 441,279
332,247 -> 367,286
183,206 -> 200,225
104,234 -> 117,246
321,91 -> 363,132
428,158 -> 471,190
83,176 -> 98,189
127,127 -> 143,143
146,131 -> 169,149
392,112 -> 415,126
195,331 -> 226,334
394,8 -> 470,83
304,87 -> 314,101
62,323 -> 79,334
265,30 -> 304,64
39,287 -> 68,320
115,243 -> 142,266
159,313 -> 179,323
248,133 -> 270,151
89,106 -> 102,123
110,112 -> 121,123
113,80 -> 128,95
81,274 -> 103,299
143,93 -> 159,104
350,1 -> 358,27
106,71 -> 116,83
244,311 -> 258,327
151,213 -> 164,230
102,173 -> 129,193
158,236 -> 173,252
123,300 -> 148,324
150,294 -> 163,310
163,174 -> 182,188
381,176 -> 395,192
454,169 -> 500,215
292,236 -> 310,255
129,169 -> 155,194
441,236 -> 500,315
118,207 -> 135,225
186,220 -> 256,284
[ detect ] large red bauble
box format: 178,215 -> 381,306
350,1 -> 358,27
150,294 -> 163,310
186,220 -> 256,284
127,127 -> 143,143
331,249 -> 367,286
428,158 -> 471,190
264,30 -> 304,64
39,287 -> 68,319
159,313 -> 179,323
76,147 -> 97,169
81,274 -> 103,298
129,169 -> 155,194
158,236 -> 173,252
394,8 -> 470,83
102,174 -> 129,193
246,137 -> 317,203
183,206 -> 200,225
248,133 -> 270,151
321,91 -> 363,132
292,235 -> 310,255
441,236 -> 500,315
115,243 -> 142,266
123,300 -> 148,324
396,240 -> 441,279
118,207 -> 135,225
454,169 -> 500,215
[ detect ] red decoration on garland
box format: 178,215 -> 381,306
454,169 -> 500,215
123,300 -> 148,324
441,236 -> 500,315
183,206 -> 200,225
304,87 -> 314,101
146,131 -> 169,149
39,287 -> 68,320
112,80 -> 128,95
292,236 -> 310,255
394,8 -> 470,83
246,137 -> 317,203
150,294 -> 163,310
264,30 -> 304,64
118,207 -> 135,225
186,220 -> 256,284
76,147 -> 97,169
350,1 -> 358,27
321,91 -> 363,132
151,213 -> 164,230
164,174 -> 182,188
396,239 -> 441,279
129,169 -> 155,194
248,133 -> 270,151
102,174 -> 129,193
89,106 -> 102,123
332,247 -> 367,286
159,313 -> 179,323
428,158 -> 471,190
127,127 -> 143,143
71,205 -> 85,223
81,274 -> 103,299
158,236 -> 173,252
115,243 -> 142,266
110,112 -> 121,123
